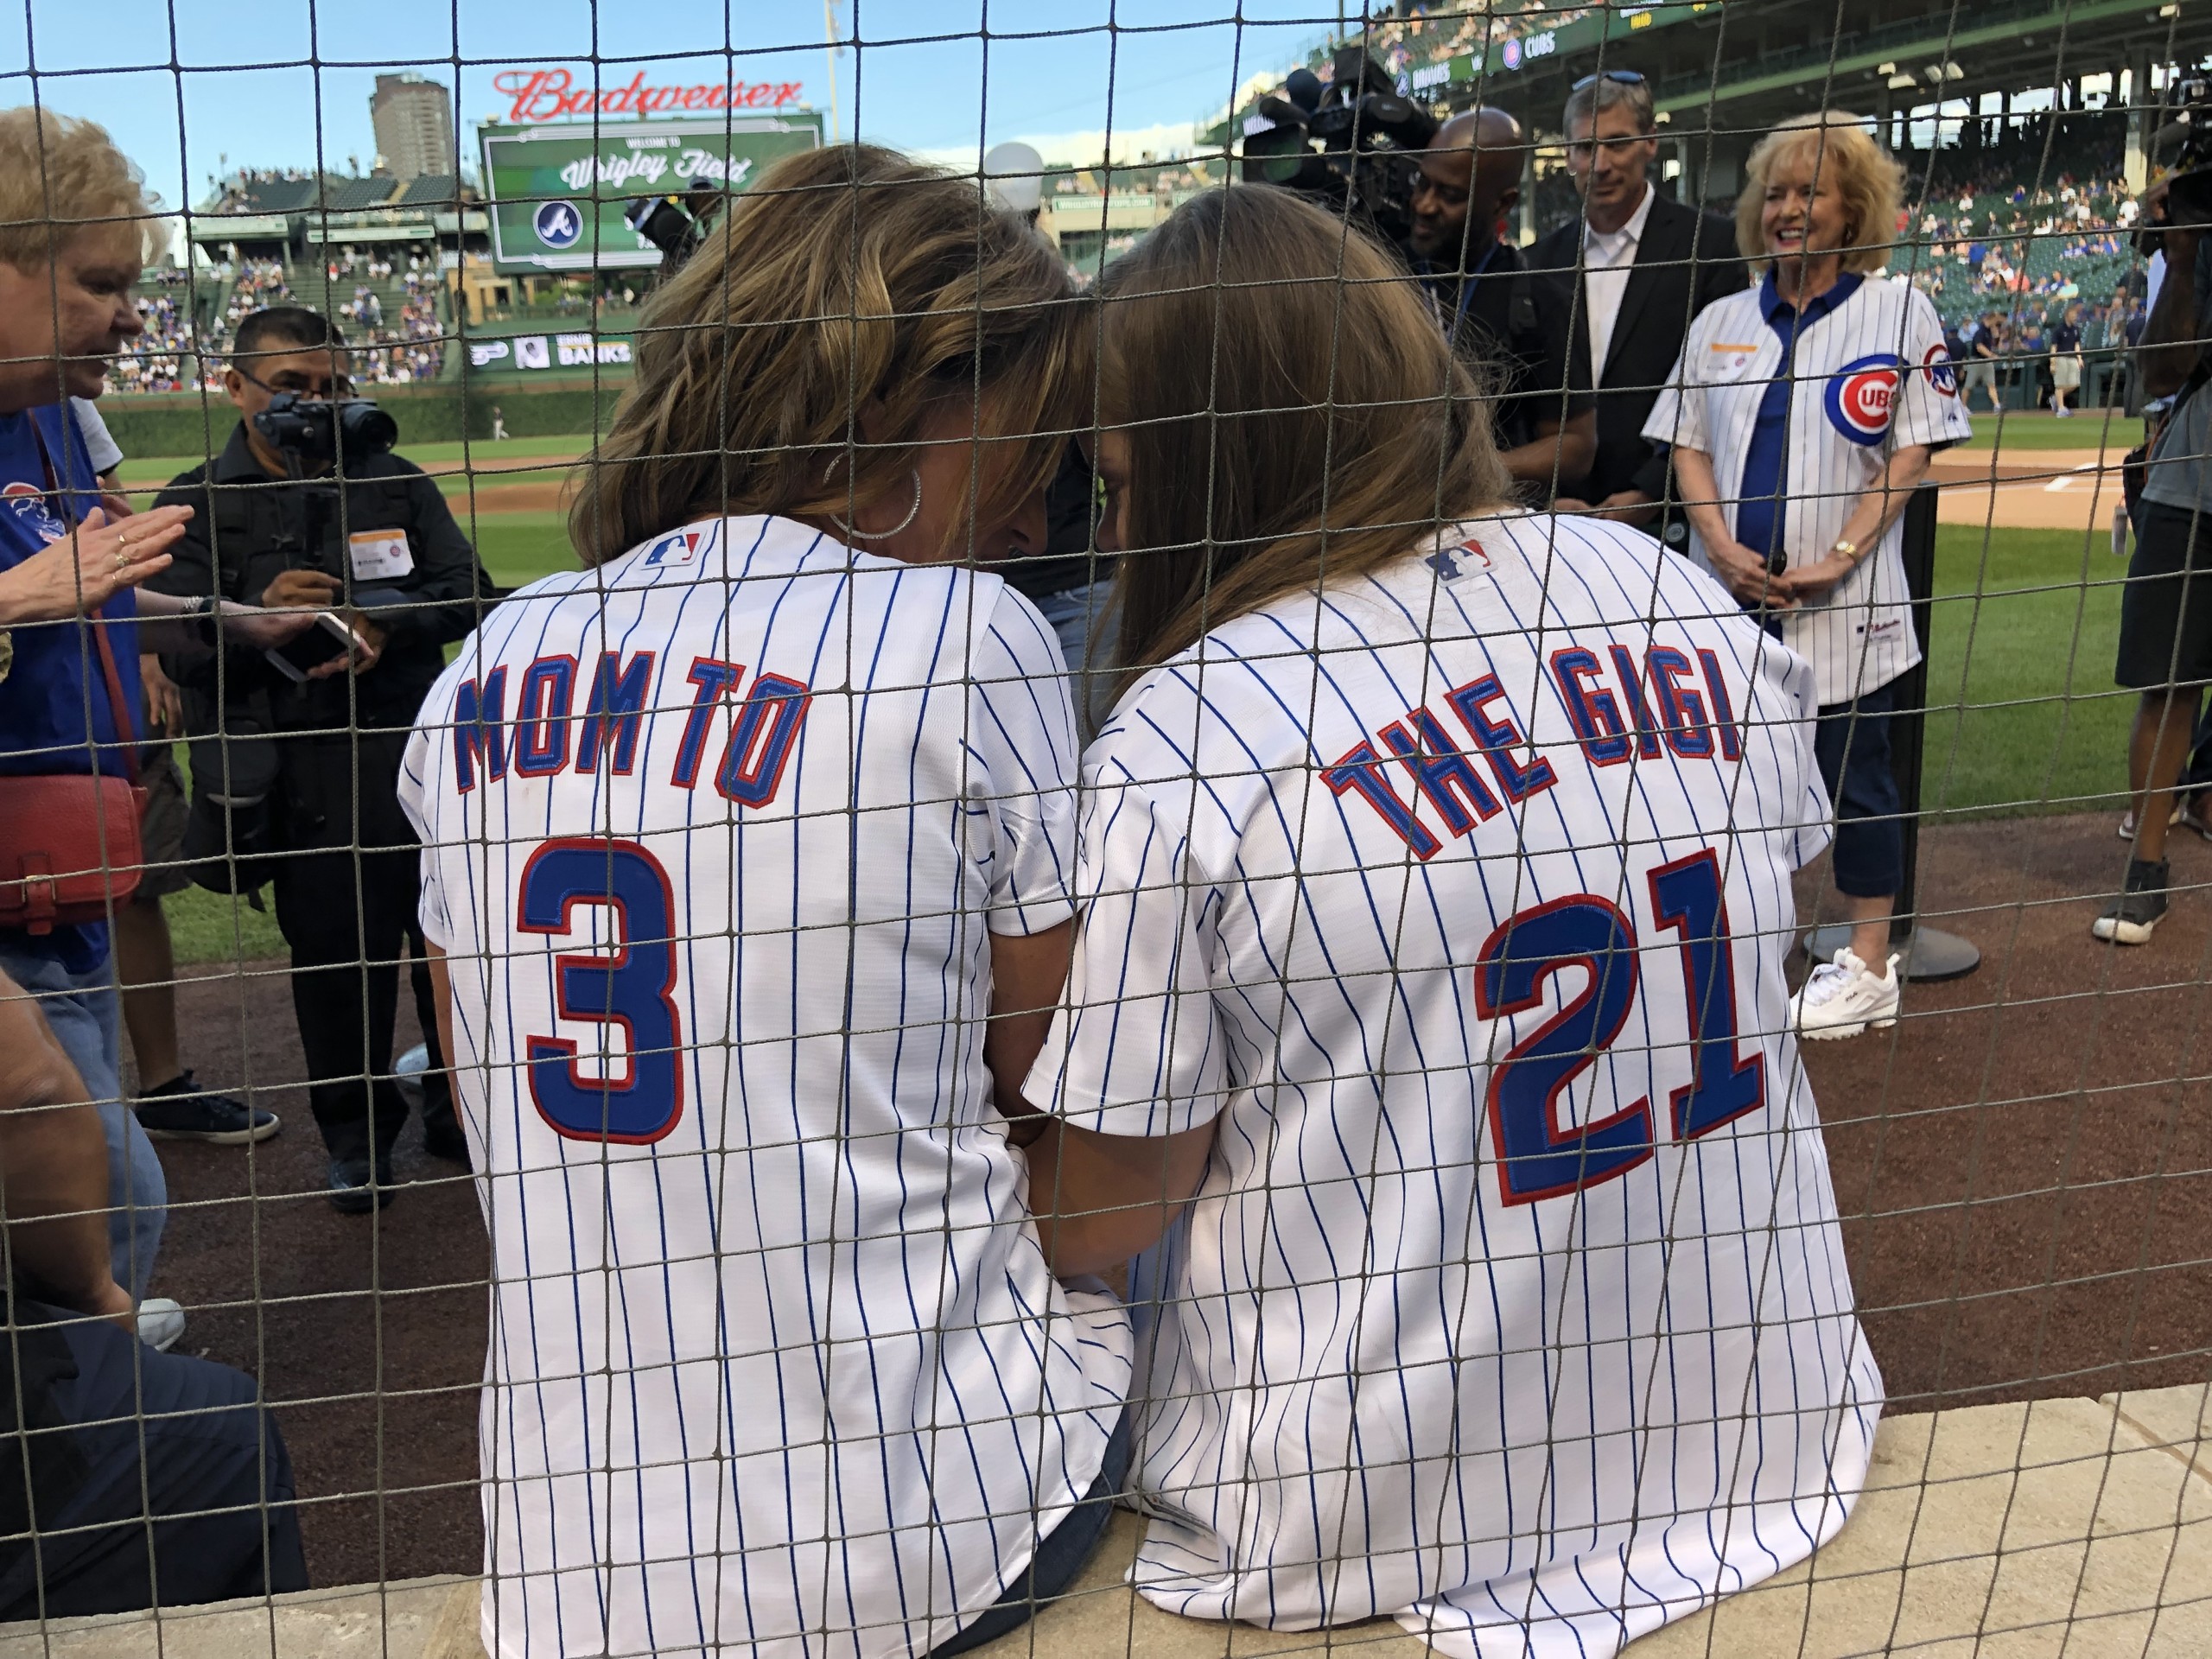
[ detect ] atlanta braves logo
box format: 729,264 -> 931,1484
1921,342 -> 1958,398
1,480 -> 65,542
1824,354 -> 1902,446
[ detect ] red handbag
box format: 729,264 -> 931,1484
0,614 -> 145,935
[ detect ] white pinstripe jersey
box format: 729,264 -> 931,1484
398,515 -> 1131,1659
1025,512 -> 1883,1658
1643,272 -> 1972,708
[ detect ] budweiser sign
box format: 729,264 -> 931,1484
493,67 -> 804,123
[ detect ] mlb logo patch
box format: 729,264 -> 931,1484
642,528 -> 707,568
1824,354 -> 1902,446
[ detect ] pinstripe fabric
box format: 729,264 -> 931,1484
397,515 -> 1131,1659
1026,513 -> 1880,1658
1643,273 -> 1974,707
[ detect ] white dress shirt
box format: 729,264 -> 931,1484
1581,181 -> 1656,385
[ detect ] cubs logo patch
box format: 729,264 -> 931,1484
1,480 -> 64,541
1921,342 -> 1958,398
641,527 -> 707,568
1824,353 -> 1902,446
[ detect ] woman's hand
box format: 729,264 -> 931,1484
0,505 -> 190,626
1705,536 -> 1796,610
1775,550 -> 1858,602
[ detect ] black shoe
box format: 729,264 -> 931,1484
327,1155 -> 397,1215
2093,857 -> 2171,945
136,1072 -> 281,1145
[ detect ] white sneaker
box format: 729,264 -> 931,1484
1790,948 -> 1901,1040
137,1297 -> 185,1353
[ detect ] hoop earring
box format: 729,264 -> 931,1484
829,467 -> 923,543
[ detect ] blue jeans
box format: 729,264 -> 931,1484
0,942 -> 166,1301
0,1300 -> 306,1617
1813,681 -> 1904,900
1031,578 -> 1120,746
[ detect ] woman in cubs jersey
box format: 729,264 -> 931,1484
404,146 -> 1130,1658
1645,112 -> 1972,1041
1016,185 -> 1881,1657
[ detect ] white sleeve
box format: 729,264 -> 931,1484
1894,286 -> 1974,452
71,398 -> 122,474
964,582 -> 1081,936
400,677 -> 452,950
1021,759 -> 1228,1140
1641,333 -> 1707,455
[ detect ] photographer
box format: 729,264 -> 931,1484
149,307 -> 490,1206
1407,108 -> 1596,501
2100,168 -> 2212,943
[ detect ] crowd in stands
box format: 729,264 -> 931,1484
105,245 -> 454,394
1366,1 -> 1599,74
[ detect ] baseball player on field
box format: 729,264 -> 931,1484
402,148 -> 1130,1659
1016,185 -> 1883,1657
1647,111 -> 1972,1040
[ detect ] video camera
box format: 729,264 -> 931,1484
1240,48 -> 1440,249
252,391 -> 397,467
626,175 -> 726,275
2143,73 -> 2212,251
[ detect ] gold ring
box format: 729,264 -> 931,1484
112,551 -> 128,570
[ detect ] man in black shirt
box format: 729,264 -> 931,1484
1407,107 -> 1595,502
150,308 -> 493,1211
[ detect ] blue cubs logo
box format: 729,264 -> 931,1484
1824,353 -> 1902,446
641,528 -> 704,568
1922,342 -> 1958,398
2,480 -> 64,542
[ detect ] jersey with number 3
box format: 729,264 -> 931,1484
1026,512 -> 1882,1659
399,515 -> 1132,1659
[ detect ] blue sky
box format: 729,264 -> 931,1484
0,1 -> 1334,209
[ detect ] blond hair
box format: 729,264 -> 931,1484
569,143 -> 1085,566
0,107 -> 158,270
1737,111 -> 1904,275
1099,185 -> 1511,679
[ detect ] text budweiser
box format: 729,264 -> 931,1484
494,67 -> 804,123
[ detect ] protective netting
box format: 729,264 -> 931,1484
0,3 -> 2203,1657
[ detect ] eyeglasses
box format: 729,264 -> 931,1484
235,364 -> 355,400
1573,69 -> 1648,91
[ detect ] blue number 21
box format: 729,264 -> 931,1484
517,838 -> 685,1144
1474,850 -> 1764,1206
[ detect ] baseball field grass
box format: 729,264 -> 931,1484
156,513 -> 2131,963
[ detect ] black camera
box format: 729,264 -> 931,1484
626,175 -> 725,274
2141,73 -> 2212,252
253,391 -> 397,467
1240,48 -> 1439,249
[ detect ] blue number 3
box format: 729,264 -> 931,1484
1474,851 -> 1764,1206
518,839 -> 685,1144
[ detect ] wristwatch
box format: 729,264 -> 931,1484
187,594 -> 219,648
1829,537 -> 1860,564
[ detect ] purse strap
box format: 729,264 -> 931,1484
34,410 -> 139,788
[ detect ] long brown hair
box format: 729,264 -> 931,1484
1099,185 -> 1510,677
569,143 -> 1085,565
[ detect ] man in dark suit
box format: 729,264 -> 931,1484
1535,71 -> 1747,533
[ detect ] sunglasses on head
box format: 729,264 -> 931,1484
1573,69 -> 1648,91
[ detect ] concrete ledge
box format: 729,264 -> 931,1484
0,1387 -> 2203,1658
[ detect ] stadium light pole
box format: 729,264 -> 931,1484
823,0 -> 844,143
